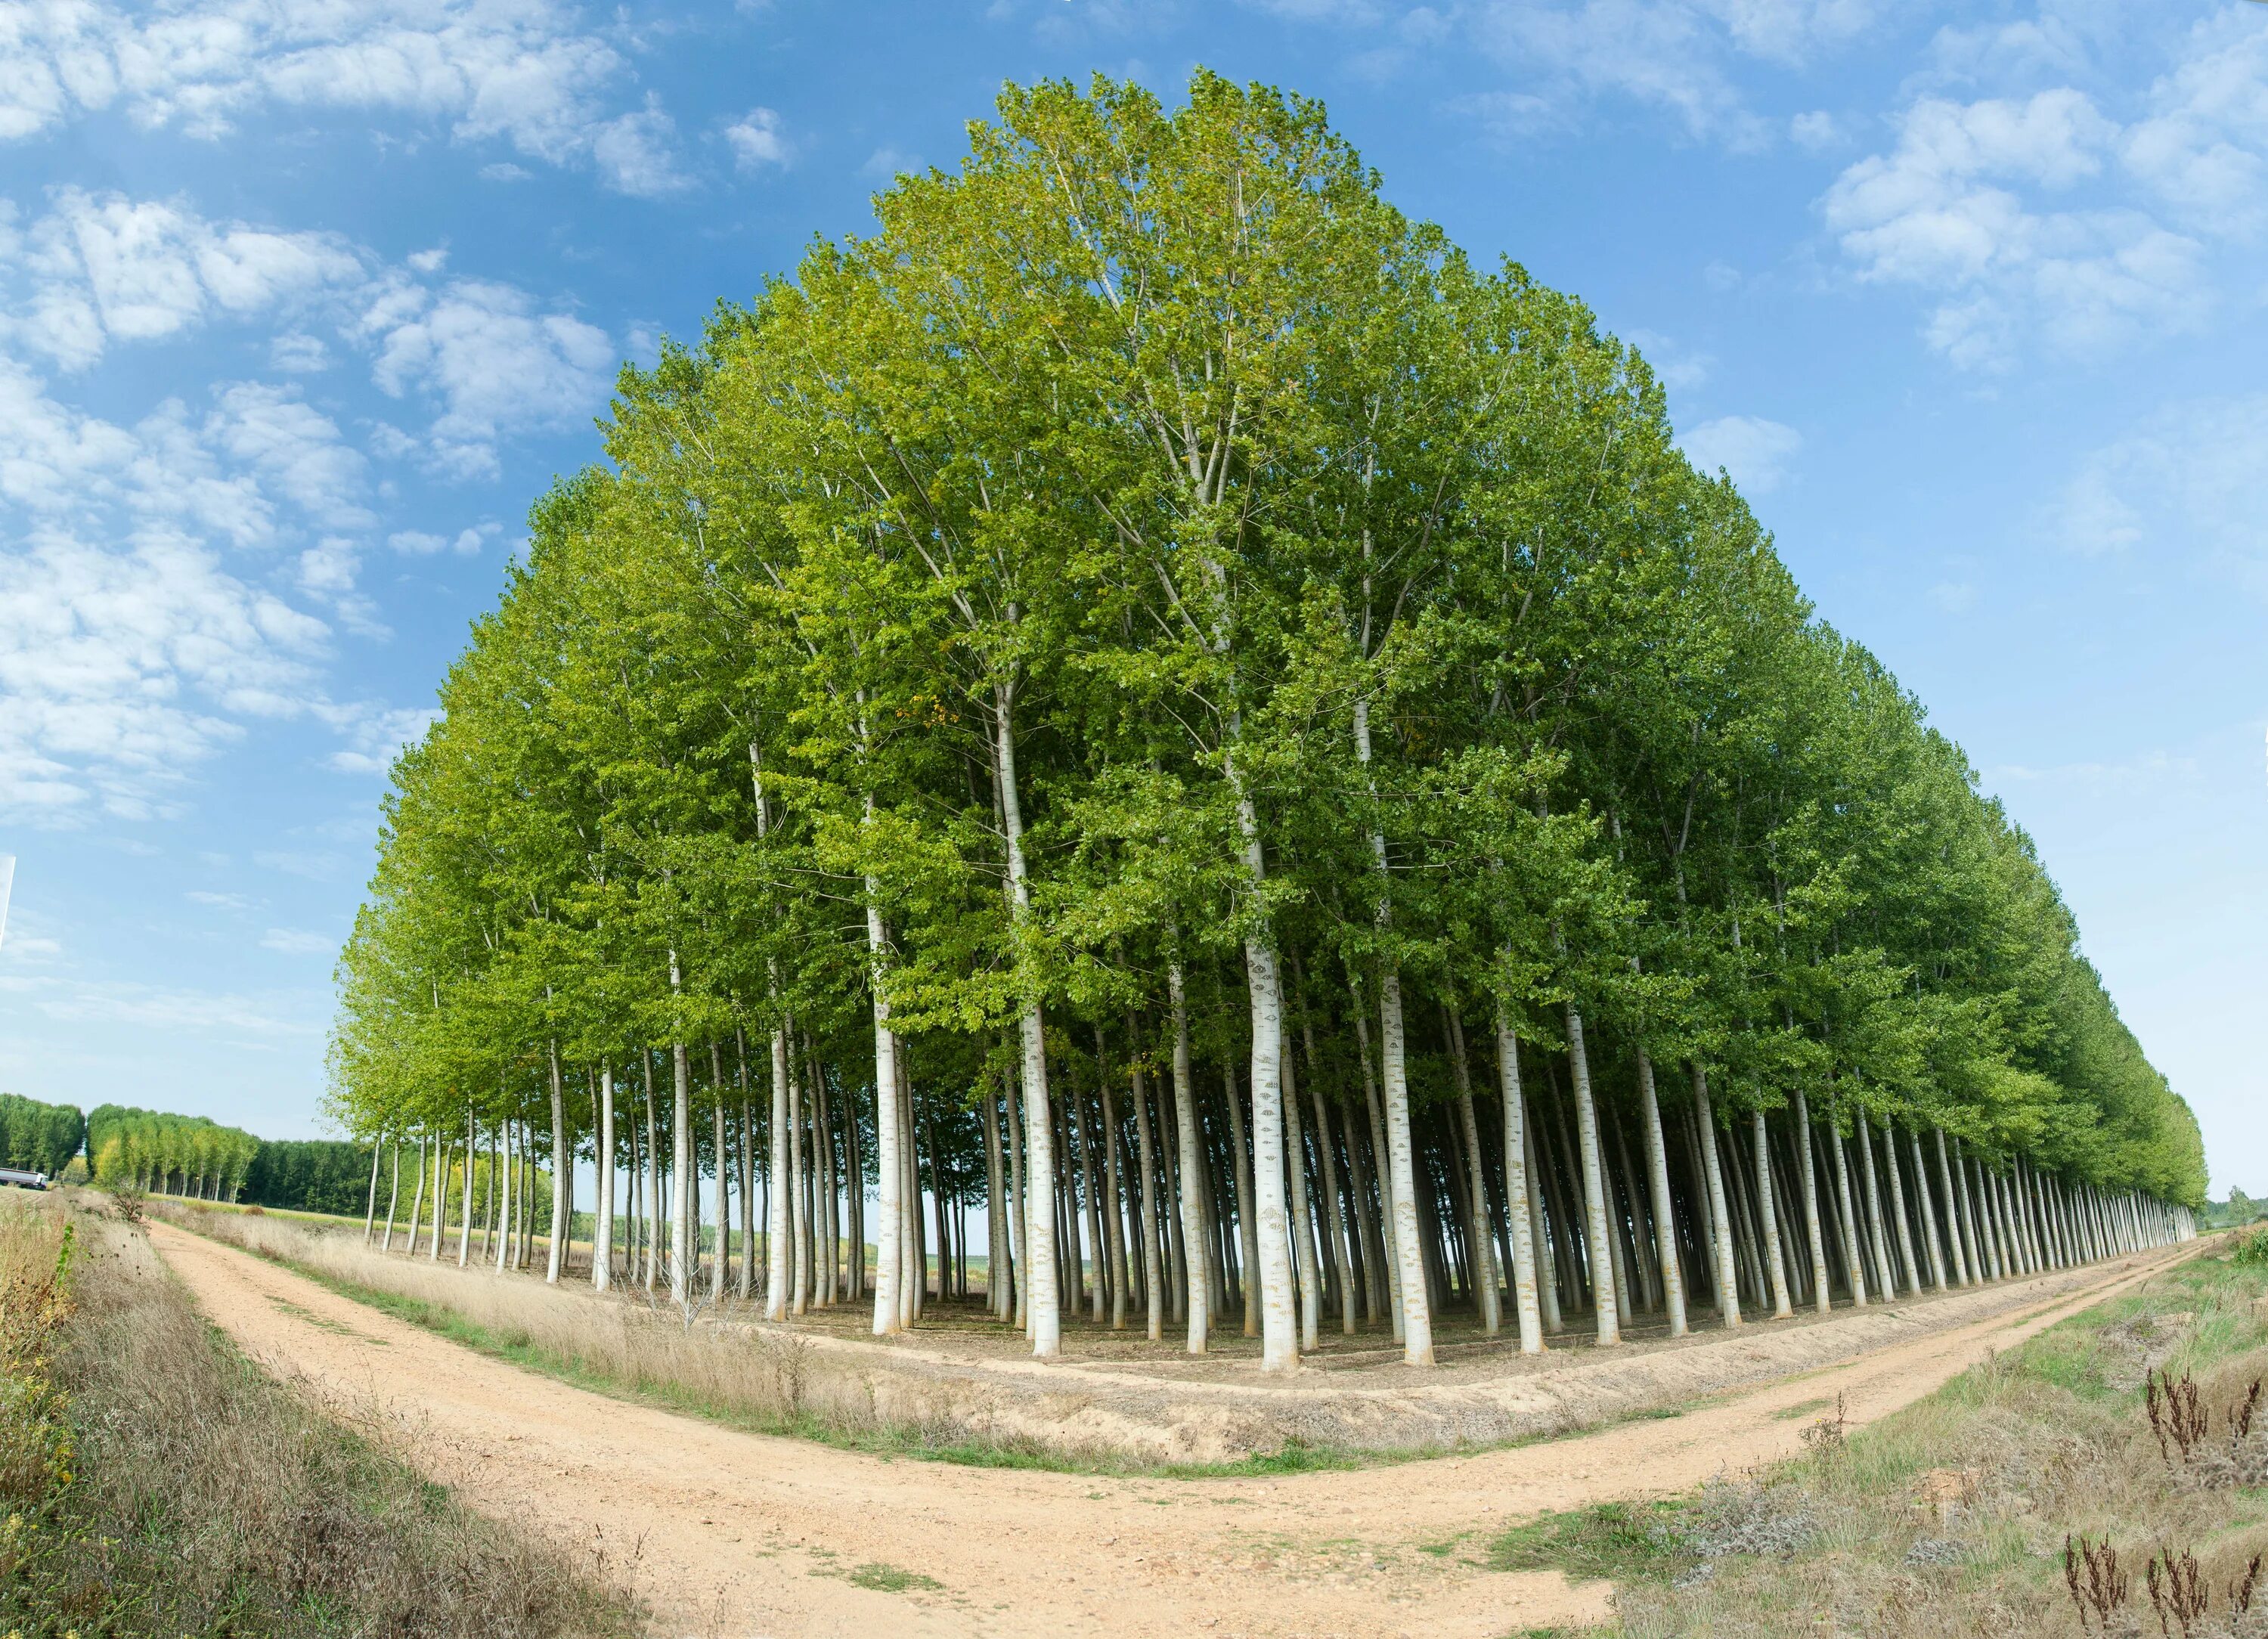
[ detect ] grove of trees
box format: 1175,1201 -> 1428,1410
88,1106 -> 259,1201
328,73 -> 2203,1371
242,1140 -> 383,1217
0,1094 -> 82,1177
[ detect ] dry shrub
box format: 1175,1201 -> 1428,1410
9,1195 -> 633,1637
1610,1257 -> 2268,1639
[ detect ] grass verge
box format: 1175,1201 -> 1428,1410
1488,1238 -> 2268,1637
1,1191 -> 635,1637
151,1197 -> 1396,1480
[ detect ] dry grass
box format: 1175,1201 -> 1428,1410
1496,1239 -> 2268,1638
2,1191 -> 635,1637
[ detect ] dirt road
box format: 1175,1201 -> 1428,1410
147,1219 -> 2197,1638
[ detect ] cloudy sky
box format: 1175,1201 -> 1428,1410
0,0 -> 2262,1188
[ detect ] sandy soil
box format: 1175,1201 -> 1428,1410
147,1219 -> 2197,1639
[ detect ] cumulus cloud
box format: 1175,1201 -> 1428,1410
0,0 -> 674,189
724,106 -> 790,171
0,361 -> 433,820
1679,414 -> 1802,494
593,96 -> 690,197
2,190 -> 619,477
0,523 -> 327,821
1824,8 -> 2268,367
0,188 -> 364,371
360,277 -> 613,477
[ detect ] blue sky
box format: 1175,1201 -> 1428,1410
0,0 -> 2262,1191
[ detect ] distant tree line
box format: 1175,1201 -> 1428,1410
0,1093 -> 83,1176
242,1141 -> 378,1217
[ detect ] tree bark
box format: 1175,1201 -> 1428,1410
1494,1010 -> 1545,1353
1634,1046 -> 1686,1336
1691,1067 -> 1740,1325
1753,1110 -> 1794,1317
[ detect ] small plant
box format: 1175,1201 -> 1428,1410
2232,1552 -> 2262,1619
2147,1368 -> 2210,1467
2230,1379 -> 2261,1445
2146,1545 -> 2208,1638
1800,1392 -> 1849,1453
2229,1227 -> 2268,1267
2067,1534 -> 2130,1634
108,1186 -> 145,1225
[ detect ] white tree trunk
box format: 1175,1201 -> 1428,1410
406,1135 -> 427,1259
1752,1111 -> 1793,1318
547,1039 -> 569,1284
1910,1127 -> 1946,1290
364,1135 -> 384,1244
1563,1002 -> 1619,1346
1280,1016 -> 1322,1352
1379,968 -> 1431,1365
1442,1012 -> 1501,1337
1131,1044 -> 1164,1342
763,1028 -> 789,1316
1168,960 -> 1208,1353
1883,1116 -> 1920,1297
595,1069 -> 615,1292
670,1035 -> 692,1305
1934,1127 -> 1972,1285
1634,1047 -> 1687,1336
1854,1105 -> 1894,1300
1494,1008 -> 1545,1354
1826,1094 -> 1867,1306
459,1107 -> 476,1269
1692,1067 -> 1740,1325
1241,912 -> 1297,1373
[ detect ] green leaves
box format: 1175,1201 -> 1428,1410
327,69 -> 2203,1213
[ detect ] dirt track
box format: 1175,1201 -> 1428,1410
147,1219 -> 2198,1638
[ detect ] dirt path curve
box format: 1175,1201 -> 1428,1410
148,1220 -> 2198,1639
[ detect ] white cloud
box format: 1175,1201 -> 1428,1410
2,190 -> 620,478
204,384 -> 370,530
2046,393 -> 2268,588
269,331 -> 330,372
360,278 -> 613,477
0,360 -> 423,820
0,188 -> 364,371
0,522 -> 328,821
862,146 -> 921,179
185,890 -> 252,909
1824,10 -> 2268,367
406,247 -> 448,274
1456,0 -> 1882,144
1929,580 -> 1978,614
0,0 -> 662,192
1678,414 -> 1802,494
387,522 -> 494,554
592,95 -> 690,197
323,701 -> 436,775
259,926 -> 334,956
724,106 -> 791,172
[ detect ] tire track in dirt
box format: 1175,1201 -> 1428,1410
147,1220 -> 2197,1638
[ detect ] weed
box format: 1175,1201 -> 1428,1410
825,1560 -> 943,1593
